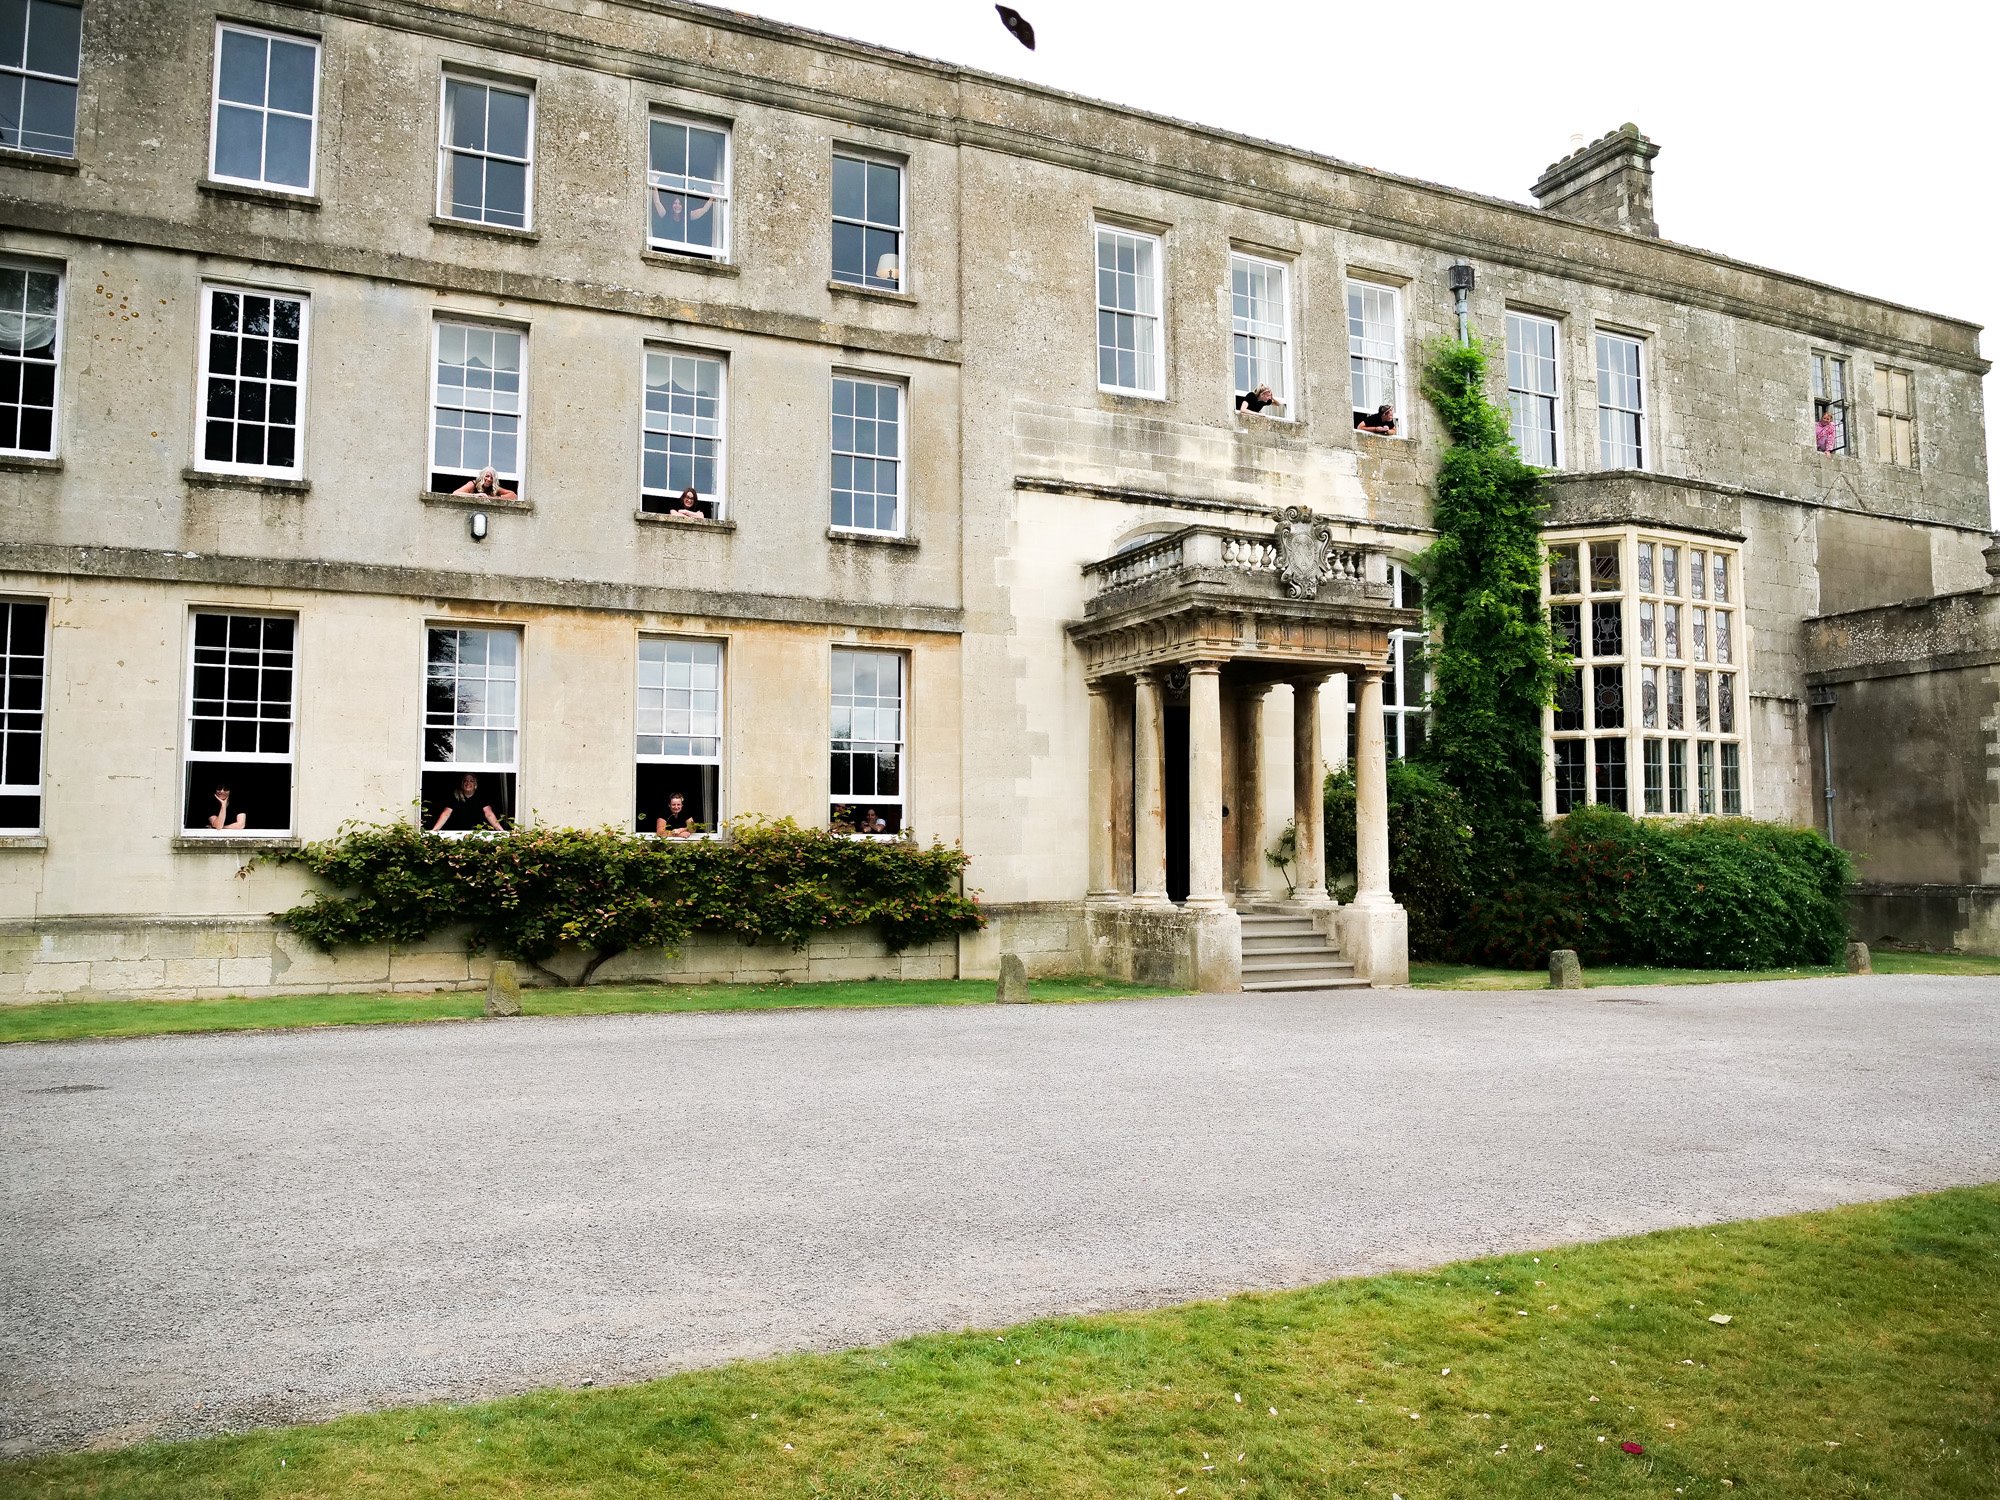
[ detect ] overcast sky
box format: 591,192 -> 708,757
716,0 -> 1996,520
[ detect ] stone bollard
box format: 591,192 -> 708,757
996,952 -> 1029,1004
1845,941 -> 1872,975
485,960 -> 523,1017
1548,949 -> 1584,990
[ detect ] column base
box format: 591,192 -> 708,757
1084,901 -> 1241,992
1337,900 -> 1408,986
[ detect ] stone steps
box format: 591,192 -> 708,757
1238,910 -> 1368,991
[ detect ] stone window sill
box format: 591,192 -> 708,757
642,249 -> 739,276
828,527 -> 918,550
828,278 -> 914,306
1098,388 -> 1167,409
0,833 -> 47,849
198,178 -> 321,209
0,453 -> 62,473
430,214 -> 540,243
1234,406 -> 1295,426
422,490 -> 532,513
0,145 -> 78,175
1352,428 -> 1406,442
634,509 -> 735,532
183,467 -> 310,495
172,835 -> 299,852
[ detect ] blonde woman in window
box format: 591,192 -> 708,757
453,467 -> 516,500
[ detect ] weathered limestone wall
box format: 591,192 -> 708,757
0,917 -> 956,1003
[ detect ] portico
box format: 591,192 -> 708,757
1069,510 -> 1417,990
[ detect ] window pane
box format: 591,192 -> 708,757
217,28 -> 266,106
267,37 -> 316,113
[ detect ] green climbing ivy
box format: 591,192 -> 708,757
1415,338 -> 1565,869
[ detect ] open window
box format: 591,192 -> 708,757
1346,279 -> 1403,436
430,320 -> 524,498
635,637 -> 721,835
422,625 -> 518,832
1229,252 -> 1290,416
0,259 -> 61,457
182,612 -> 295,835
830,648 -> 904,835
0,597 -> 47,833
640,349 -> 724,517
648,115 -> 728,260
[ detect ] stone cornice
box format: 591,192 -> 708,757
234,0 -> 1990,374
0,206 -> 961,367
0,544 -> 965,634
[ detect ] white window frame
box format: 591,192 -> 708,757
1345,278 -> 1405,436
1229,250 -> 1292,411
829,372 -> 906,538
0,595 -> 48,834
636,635 -> 724,839
1544,529 -> 1746,821
1505,309 -> 1563,468
421,623 -> 521,834
181,609 -> 297,838
830,148 -> 906,292
1095,223 -> 1165,399
830,646 -> 906,837
646,113 -> 731,261
0,0 -> 82,159
0,257 -> 62,459
194,282 -> 310,480
207,21 -> 321,195
436,71 -> 536,230
640,346 -> 726,516
428,318 -> 526,495
1595,330 -> 1647,470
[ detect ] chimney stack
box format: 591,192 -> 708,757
1531,124 -> 1661,238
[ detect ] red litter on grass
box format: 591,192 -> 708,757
1621,1442 -> 1645,1455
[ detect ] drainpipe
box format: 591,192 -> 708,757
1447,260 -> 1475,344
1807,684 -> 1836,843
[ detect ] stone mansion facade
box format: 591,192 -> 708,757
0,0 -> 1989,998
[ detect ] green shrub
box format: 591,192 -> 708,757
1323,761 -> 1474,960
1455,806 -> 1850,970
275,817 -> 984,985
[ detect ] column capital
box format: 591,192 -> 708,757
1292,669 -> 1334,689
1185,659 -> 1225,678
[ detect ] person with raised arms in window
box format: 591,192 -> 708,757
1355,404 -> 1398,435
453,467 -> 516,500
432,772 -> 504,832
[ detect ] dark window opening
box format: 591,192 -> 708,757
422,770 -> 514,832
183,759 -> 291,833
636,762 -> 718,834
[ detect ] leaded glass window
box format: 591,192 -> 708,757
1874,364 -> 1915,467
1547,530 -> 1746,819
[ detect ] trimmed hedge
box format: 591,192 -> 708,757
275,817 -> 984,985
1322,760 -> 1474,960
1454,805 -> 1851,970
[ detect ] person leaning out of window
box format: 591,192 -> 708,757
655,793 -> 698,837
433,773 -> 505,832
1815,406 -> 1841,454
207,785 -> 245,831
665,487 -> 705,520
1355,404 -> 1397,435
1236,384 -> 1281,414
454,467 -> 516,499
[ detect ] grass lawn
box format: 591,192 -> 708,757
0,975 -> 1176,1046
4,1186 -> 1995,1499
1411,948 -> 2000,990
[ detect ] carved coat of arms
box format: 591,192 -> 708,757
1273,506 -> 1333,599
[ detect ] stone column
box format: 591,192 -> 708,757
1086,680 -> 1118,899
1235,683 -> 1272,899
1185,662 -> 1226,908
1353,667 -> 1393,907
1132,669 -> 1168,903
1292,673 -> 1329,904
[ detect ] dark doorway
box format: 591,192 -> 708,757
1164,702 -> 1189,902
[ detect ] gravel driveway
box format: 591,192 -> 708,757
3,976 -> 1998,1455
